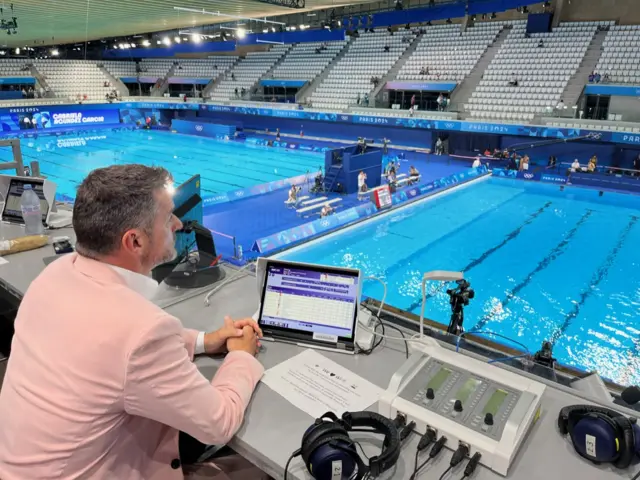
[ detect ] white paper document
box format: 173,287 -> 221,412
261,349 -> 382,418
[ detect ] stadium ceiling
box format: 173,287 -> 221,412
1,0 -> 380,48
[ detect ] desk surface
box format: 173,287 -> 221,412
0,232 -> 635,480
0,224 -> 75,296
165,273 -> 634,480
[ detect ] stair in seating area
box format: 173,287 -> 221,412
151,64 -> 176,97
296,39 -> 352,105
559,29 -> 607,115
203,57 -> 241,99
371,33 -> 423,107
28,65 -> 54,97
450,26 -> 509,113
98,65 -> 129,97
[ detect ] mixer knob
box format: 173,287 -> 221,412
426,388 -> 435,400
454,400 -> 463,412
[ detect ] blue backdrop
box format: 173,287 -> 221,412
585,85 -> 640,97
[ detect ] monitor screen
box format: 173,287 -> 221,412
259,261 -> 360,344
172,174 -> 202,258
2,178 -> 49,224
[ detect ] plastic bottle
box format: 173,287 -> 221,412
20,185 -> 44,235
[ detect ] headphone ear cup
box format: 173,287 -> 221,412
613,417 -> 634,469
304,432 -> 358,480
301,423 -> 349,466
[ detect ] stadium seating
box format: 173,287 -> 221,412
102,61 -> 137,78
0,59 -> 33,77
311,29 -> 416,110
173,57 -> 237,79
139,59 -> 174,78
208,46 -> 290,102
33,59 -> 113,101
596,25 -> 640,83
397,23 -> 503,82
466,21 -> 599,122
271,40 -> 348,81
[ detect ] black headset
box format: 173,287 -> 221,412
557,404 -> 640,469
289,411 -> 401,480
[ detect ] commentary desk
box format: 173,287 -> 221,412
0,224 -> 635,480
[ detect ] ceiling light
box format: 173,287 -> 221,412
142,39 -> 150,47
174,37 -> 181,43
51,49 -> 58,56
156,40 -> 161,45
192,35 -> 201,43
113,44 -> 118,49
271,27 -> 276,33
130,43 -> 136,48
15,47 -> 19,54
236,28 -> 246,39
119,43 -> 125,49
163,37 -> 171,46
289,26 -> 296,31
263,28 -> 269,33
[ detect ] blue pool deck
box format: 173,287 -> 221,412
203,153 -> 469,258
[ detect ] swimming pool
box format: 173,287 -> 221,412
278,177 -> 640,386
3,129 -> 322,199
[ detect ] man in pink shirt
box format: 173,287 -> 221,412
0,165 -> 266,479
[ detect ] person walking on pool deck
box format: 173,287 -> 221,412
0,164 -> 266,480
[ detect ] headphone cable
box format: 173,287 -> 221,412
283,449 -> 301,480
410,435 -> 447,480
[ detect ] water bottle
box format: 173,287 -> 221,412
20,185 -> 44,235
237,245 -> 243,260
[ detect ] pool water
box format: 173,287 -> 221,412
279,177 -> 640,386
4,129 -> 322,198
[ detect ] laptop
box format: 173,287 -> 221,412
256,259 -> 361,354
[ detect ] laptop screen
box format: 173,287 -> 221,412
2,178 -> 49,224
258,260 -> 360,348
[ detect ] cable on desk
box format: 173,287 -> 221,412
631,468 -> 640,480
409,435 -> 447,480
283,448 -> 301,480
203,261 -> 254,306
412,427 -> 437,480
460,452 -> 482,480
357,304 -> 415,358
400,421 -> 416,442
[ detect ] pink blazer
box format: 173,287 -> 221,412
0,254 -> 264,480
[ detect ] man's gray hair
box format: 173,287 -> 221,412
73,165 -> 173,258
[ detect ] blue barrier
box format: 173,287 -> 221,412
492,168 -> 568,185
0,100 -> 638,146
261,80 -> 307,88
585,84 -> 640,97
0,77 -> 35,85
251,165 -> 489,254
570,172 -> 640,194
385,81 -> 457,92
172,119 -> 235,137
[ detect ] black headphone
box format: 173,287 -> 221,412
557,404 -> 640,469
290,411 -> 401,480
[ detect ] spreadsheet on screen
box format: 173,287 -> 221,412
261,266 -> 358,338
